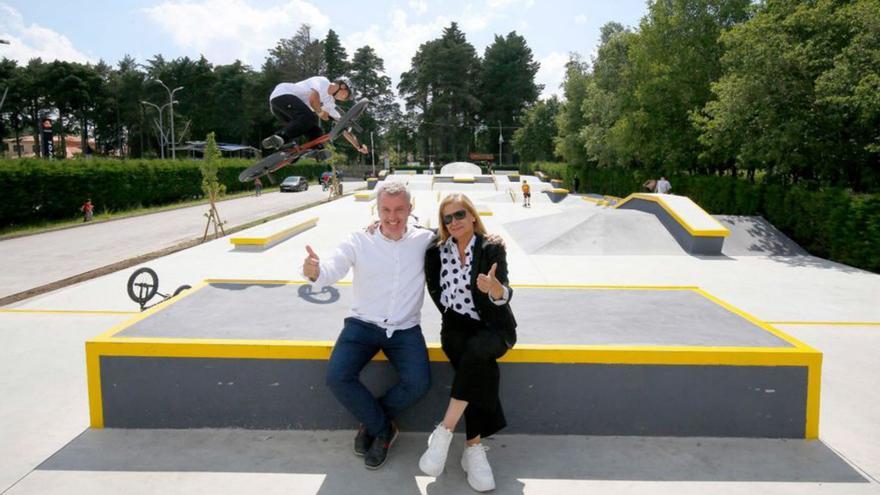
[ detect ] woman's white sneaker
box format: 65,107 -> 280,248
461,444 -> 495,492
418,424 -> 454,476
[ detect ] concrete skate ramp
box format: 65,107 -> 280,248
717,215 -> 808,257
86,282 -> 821,438
505,208 -> 686,255
616,194 -> 729,255
440,162 -> 481,175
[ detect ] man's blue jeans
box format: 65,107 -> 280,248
326,317 -> 431,437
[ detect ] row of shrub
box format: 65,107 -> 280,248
529,164 -> 878,273
0,158 -> 328,228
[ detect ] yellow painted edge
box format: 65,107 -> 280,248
86,280 -> 207,429
478,211 -> 493,216
693,288 -> 819,353
615,194 -> 730,237
0,309 -> 138,315
453,177 -> 475,183
547,188 -> 569,194
581,196 -> 602,204
693,287 -> 822,439
204,279 -> 353,286
768,321 -> 880,327
510,284 -> 699,290
86,341 -> 104,428
806,357 -> 822,439
91,281 -> 209,340
230,217 -> 318,246
87,337 -> 815,365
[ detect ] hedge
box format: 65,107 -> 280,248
0,158 -> 328,228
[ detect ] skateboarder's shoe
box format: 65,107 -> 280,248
261,135 -> 284,149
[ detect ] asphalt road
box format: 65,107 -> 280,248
0,182 -> 365,302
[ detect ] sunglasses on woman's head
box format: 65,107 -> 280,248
443,209 -> 468,225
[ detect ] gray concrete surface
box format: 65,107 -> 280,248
618,197 -> 725,255
0,183 -> 364,300
717,215 -> 809,257
0,313 -> 129,493
117,283 -> 792,347
98,356 -> 810,436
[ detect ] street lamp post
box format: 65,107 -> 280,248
141,100 -> 172,159
497,121 -> 504,169
155,79 -> 184,159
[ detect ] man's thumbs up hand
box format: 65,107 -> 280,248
476,262 -> 503,299
303,245 -> 320,281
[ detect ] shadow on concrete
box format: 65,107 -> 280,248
717,215 -> 808,258
37,429 -> 866,494
298,284 -> 341,305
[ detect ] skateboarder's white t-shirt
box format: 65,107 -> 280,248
269,76 -> 341,119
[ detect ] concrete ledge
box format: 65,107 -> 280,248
86,282 -> 821,438
229,217 -> 318,250
616,194 -> 729,255
545,188 -> 569,203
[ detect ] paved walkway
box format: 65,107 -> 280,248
0,183 -> 364,301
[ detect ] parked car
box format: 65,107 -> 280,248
280,176 -> 308,192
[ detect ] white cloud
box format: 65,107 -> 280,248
575,14 -> 587,25
487,0 -> 534,8
344,0 -> 538,97
408,0 -> 428,15
536,51 -> 568,99
142,0 -> 330,66
0,3 -> 94,64
344,9 -> 453,93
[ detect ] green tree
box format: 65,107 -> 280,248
581,22 -> 637,168
323,29 -> 349,80
477,31 -> 541,163
554,54 -> 591,166
694,0 -> 880,190
348,45 -> 396,162
264,25 -> 326,84
620,0 -> 751,172
399,22 -> 481,162
512,96 -> 560,162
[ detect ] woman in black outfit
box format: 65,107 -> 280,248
418,193 -> 517,492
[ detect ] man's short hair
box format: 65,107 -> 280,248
377,181 -> 411,205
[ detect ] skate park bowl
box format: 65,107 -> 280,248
615,193 -> 730,255
86,280 -> 821,439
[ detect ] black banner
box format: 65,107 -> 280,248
40,119 -> 53,158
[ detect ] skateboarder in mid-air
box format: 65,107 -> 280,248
263,76 -> 369,160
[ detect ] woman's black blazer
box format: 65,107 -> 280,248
425,233 -> 517,348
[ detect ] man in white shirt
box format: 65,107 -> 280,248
302,182 -> 435,470
656,176 -> 672,194
262,75 -> 368,158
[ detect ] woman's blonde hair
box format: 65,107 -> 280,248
437,193 -> 487,245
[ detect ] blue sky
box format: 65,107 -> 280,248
0,0 -> 648,98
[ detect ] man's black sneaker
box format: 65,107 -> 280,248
261,135 -> 284,149
354,424 -> 374,456
364,423 -> 398,470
